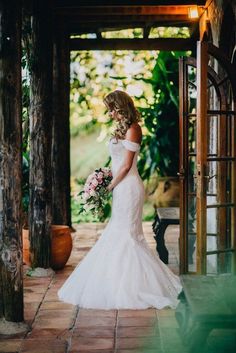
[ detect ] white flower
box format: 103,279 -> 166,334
83,192 -> 90,200
86,173 -> 94,182
89,189 -> 96,197
84,203 -> 95,211
98,172 -> 104,179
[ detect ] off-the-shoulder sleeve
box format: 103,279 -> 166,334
121,139 -> 140,152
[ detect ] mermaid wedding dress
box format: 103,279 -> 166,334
58,138 -> 182,309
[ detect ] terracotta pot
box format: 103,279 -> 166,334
50,225 -> 73,270
22,227 -> 30,266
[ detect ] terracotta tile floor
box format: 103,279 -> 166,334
0,223 -> 186,353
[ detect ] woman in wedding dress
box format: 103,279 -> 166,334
58,90 -> 182,309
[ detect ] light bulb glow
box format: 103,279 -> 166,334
188,6 -> 199,19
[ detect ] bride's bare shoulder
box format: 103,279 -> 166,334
126,123 -> 142,144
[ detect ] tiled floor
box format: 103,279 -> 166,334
2,222 -> 231,353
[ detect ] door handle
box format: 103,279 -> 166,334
177,171 -> 185,177
204,174 -> 216,180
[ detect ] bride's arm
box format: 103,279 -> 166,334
107,150 -> 136,191
107,125 -> 142,191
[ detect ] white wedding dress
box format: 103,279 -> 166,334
58,138 -> 182,309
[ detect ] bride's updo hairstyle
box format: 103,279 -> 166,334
103,90 -> 141,140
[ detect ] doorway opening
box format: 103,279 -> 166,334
69,27 -> 192,277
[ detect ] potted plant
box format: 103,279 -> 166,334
50,225 -> 73,270
21,151 -> 73,270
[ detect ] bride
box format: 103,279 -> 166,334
58,90 -> 182,309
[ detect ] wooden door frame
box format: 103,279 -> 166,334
196,41 -> 208,274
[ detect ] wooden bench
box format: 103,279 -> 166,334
175,275 -> 236,353
152,207 -> 179,264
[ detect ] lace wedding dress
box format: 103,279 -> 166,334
58,138 -> 182,309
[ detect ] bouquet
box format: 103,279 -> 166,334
79,167 -> 113,219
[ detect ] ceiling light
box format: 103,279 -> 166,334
188,6 -> 199,19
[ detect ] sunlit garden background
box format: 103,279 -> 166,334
70,27 -> 190,223
21,26 -> 190,224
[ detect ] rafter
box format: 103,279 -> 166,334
55,0 -> 206,7
55,3 -> 202,35
70,38 -> 194,51
56,5 -> 200,16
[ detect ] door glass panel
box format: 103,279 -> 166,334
207,115 -> 218,156
188,115 -> 196,154
207,254 -> 218,274
207,252 -> 233,274
206,157 -> 235,273
188,194 -> 196,272
188,156 -> 196,193
206,160 -> 234,203
205,85 -> 236,273
187,63 -> 197,272
206,208 -> 217,252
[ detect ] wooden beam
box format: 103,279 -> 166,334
143,26 -> 151,39
96,30 -> 102,40
55,1 -> 206,8
55,4 -> 201,30
69,21 -> 195,36
52,26 -> 71,227
56,5 -> 198,16
0,0 -> 25,326
61,14 -> 193,23
70,38 -> 194,51
29,0 -> 53,268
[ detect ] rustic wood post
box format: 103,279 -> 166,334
52,23 -> 71,226
29,0 -> 53,268
0,0 -> 26,326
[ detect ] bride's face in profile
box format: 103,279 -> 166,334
107,106 -> 123,122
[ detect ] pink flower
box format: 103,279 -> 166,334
92,179 -> 98,187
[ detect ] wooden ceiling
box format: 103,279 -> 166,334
54,1 -> 207,51
55,1 -> 206,35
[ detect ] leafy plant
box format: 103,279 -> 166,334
136,51 -> 188,179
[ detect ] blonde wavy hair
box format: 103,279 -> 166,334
103,90 -> 141,140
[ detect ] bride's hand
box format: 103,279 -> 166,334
107,183 -> 113,192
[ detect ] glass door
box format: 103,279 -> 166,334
179,41 -> 236,274
179,56 -> 197,274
